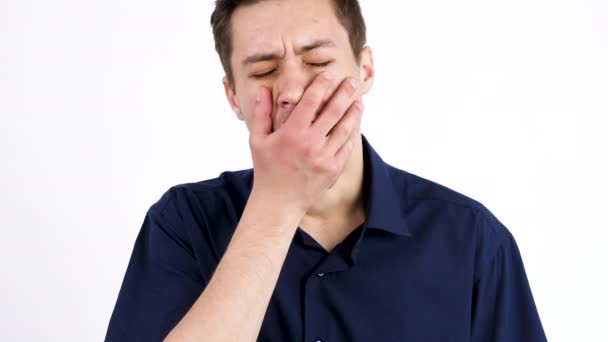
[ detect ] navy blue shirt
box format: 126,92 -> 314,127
105,134 -> 547,341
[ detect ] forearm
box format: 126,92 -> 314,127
164,192 -> 303,342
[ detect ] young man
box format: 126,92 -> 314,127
105,0 -> 547,341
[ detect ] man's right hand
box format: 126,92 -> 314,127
248,71 -> 364,216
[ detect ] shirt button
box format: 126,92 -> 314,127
317,273 -> 325,277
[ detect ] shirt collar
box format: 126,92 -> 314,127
361,133 -> 412,237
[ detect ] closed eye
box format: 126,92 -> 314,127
308,61 -> 332,68
252,61 -> 332,79
252,69 -> 276,79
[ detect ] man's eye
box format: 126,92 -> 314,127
252,62 -> 331,79
252,69 -> 276,79
308,61 -> 331,67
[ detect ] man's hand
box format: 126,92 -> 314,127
248,71 -> 364,216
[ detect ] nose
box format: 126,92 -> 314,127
273,63 -> 314,113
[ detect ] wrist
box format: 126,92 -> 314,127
247,187 -> 307,226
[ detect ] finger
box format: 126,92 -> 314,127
332,122 -> 360,173
325,99 -> 363,157
314,75 -> 339,122
249,86 -> 273,138
311,76 -> 362,138
283,71 -> 334,131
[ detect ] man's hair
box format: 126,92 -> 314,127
211,0 -> 367,89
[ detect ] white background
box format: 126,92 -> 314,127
1,0 -> 606,340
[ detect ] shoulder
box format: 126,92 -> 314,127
387,164 -> 489,214
150,168 -> 254,219
141,168 -> 254,273
143,168 -> 253,254
391,164 -> 505,218
387,164 -> 513,274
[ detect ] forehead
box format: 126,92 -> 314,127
230,0 -> 349,59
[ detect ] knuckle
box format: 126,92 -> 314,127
299,95 -> 317,110
341,124 -> 353,138
326,161 -> 339,175
299,86 -> 323,109
323,102 -> 342,121
302,143 -> 315,159
325,97 -> 351,119
334,121 -> 351,138
345,77 -> 360,95
311,155 -> 327,172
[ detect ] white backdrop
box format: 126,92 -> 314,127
1,0 -> 606,340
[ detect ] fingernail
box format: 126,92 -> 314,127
256,88 -> 262,103
322,71 -> 333,81
349,78 -> 360,89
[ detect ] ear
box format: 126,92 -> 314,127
223,76 -> 244,121
358,46 -> 375,95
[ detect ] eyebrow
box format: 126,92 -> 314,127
242,39 -> 337,66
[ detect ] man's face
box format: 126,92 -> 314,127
223,0 -> 374,133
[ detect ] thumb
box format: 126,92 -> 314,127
249,86 -> 272,138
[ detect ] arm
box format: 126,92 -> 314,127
163,190 -> 303,342
470,228 -> 547,341
104,187 -> 304,342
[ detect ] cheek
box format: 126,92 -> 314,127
236,91 -> 255,117
237,91 -> 264,130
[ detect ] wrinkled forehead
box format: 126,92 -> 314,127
229,0 -> 348,63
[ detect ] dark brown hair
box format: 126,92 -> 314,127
211,0 -> 367,89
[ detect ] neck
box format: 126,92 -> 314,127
304,134 -> 366,222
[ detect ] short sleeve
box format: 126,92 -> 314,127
104,192 -> 205,341
470,229 -> 547,341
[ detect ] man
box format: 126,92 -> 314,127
105,0 -> 547,341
